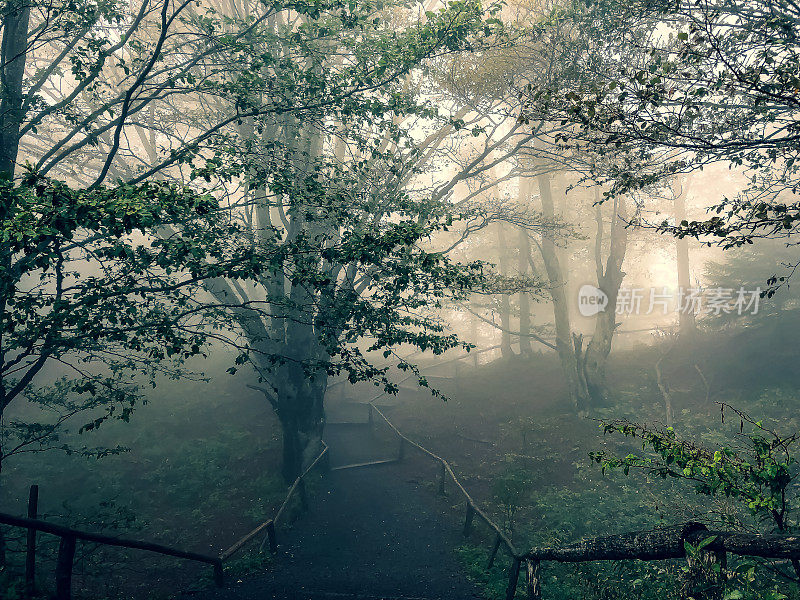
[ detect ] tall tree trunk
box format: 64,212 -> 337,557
496,222 -> 513,358
584,192 -> 628,404
535,173 -> 589,409
0,0 -> 31,178
0,2 -> 30,565
276,363 -> 327,483
272,310 -> 328,483
272,112 -> 329,484
674,177 -> 697,338
470,308 -> 479,367
517,178 -> 534,355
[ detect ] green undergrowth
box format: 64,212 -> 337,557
451,329 -> 800,600
0,368 -> 294,599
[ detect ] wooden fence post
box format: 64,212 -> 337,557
462,502 -> 475,538
505,557 -> 521,600
25,484 -> 38,598
526,559 -> 541,600
266,521 -> 278,554
54,535 -> 76,600
438,461 -> 446,495
487,533 -> 502,569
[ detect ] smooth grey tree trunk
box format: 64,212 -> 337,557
535,173 -> 589,409
496,222 -> 513,358
0,0 -> 30,565
274,361 -> 327,483
674,178 -> 697,338
584,192 -> 628,404
0,0 -> 30,178
517,179 -> 534,355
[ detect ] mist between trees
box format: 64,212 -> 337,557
1,0 -> 800,598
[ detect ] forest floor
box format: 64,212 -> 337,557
184,409 -> 485,600
7,327 -> 797,599
186,329 -> 800,600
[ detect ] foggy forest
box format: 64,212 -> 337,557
1,0 -> 800,598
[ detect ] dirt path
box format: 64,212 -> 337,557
186,409 -> 484,600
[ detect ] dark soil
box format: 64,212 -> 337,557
186,408 -> 485,600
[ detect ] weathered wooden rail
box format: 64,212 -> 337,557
367,402 -> 524,596
0,510 -> 224,599
0,442 -> 329,600
367,402 -> 800,600
220,441 -> 329,561
7,344 -> 800,599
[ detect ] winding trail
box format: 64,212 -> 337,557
188,403 -> 484,600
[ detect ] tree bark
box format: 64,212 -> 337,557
517,227 -> 533,355
583,193 -> 628,404
270,301 -> 328,482
536,172 -> 588,409
0,1 -> 30,562
517,176 -> 536,355
0,0 -> 31,178
275,362 -> 327,483
496,222 -> 514,358
525,523 -> 709,562
674,177 -> 697,338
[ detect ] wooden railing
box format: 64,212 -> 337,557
0,442 -> 329,600
367,403 -> 800,600
0,511 -> 224,599
367,402 -> 524,595
220,441 -> 329,561
8,344 -> 800,600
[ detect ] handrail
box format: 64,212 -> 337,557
0,442 -> 330,599
0,512 -> 223,569
220,441 -> 329,561
367,403 -> 800,600
0,511 -> 224,599
221,346 -> 497,563
368,402 -> 518,559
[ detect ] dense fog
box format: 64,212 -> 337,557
1,0 -> 799,598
